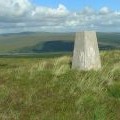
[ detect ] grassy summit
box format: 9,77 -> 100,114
0,50 -> 120,120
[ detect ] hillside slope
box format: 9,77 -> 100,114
0,32 -> 120,54
0,50 -> 120,119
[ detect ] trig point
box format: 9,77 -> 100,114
72,31 -> 101,70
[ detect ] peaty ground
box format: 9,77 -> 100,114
0,50 -> 120,120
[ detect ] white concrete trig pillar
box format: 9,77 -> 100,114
72,31 -> 101,70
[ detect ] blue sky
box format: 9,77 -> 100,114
32,0 -> 120,11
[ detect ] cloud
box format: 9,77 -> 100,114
0,0 -> 120,33
31,4 -> 69,19
0,0 -> 32,17
99,7 -> 112,15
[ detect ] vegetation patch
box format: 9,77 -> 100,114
0,50 -> 119,120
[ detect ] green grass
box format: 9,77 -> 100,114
0,50 -> 120,120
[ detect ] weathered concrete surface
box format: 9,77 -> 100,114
72,31 -> 101,70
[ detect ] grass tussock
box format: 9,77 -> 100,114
0,50 -> 120,120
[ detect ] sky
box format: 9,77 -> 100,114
0,0 -> 120,34
33,0 -> 120,11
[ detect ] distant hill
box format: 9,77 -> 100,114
0,32 -> 120,54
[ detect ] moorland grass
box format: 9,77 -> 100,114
0,50 -> 120,120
